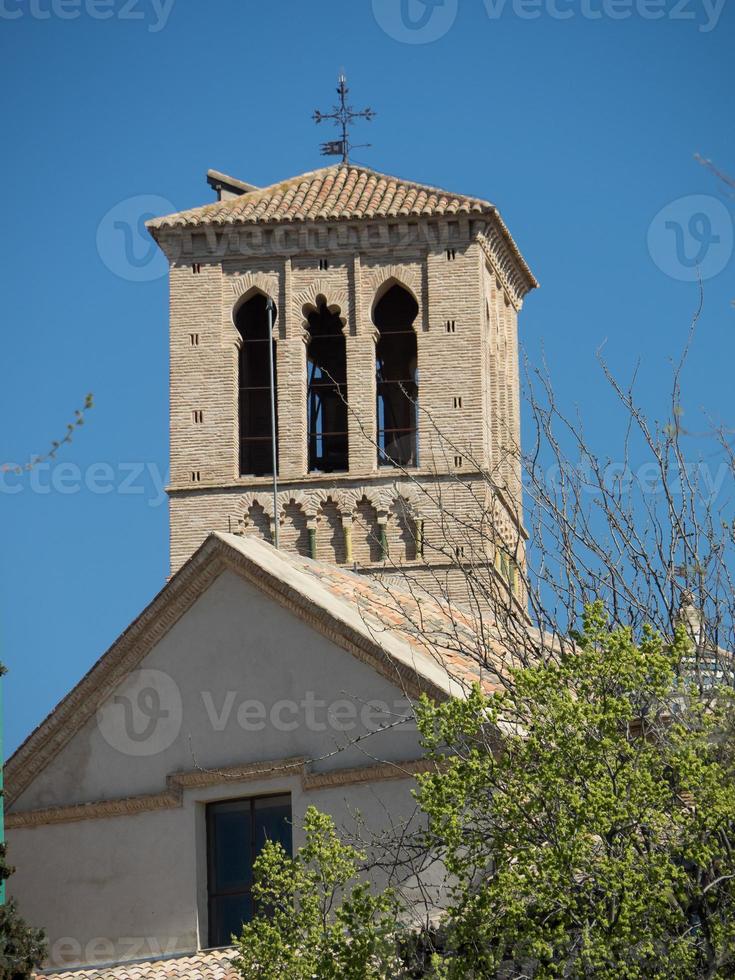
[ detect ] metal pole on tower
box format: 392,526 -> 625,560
266,297 -> 279,549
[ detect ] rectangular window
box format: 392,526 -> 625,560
496,548 -> 519,596
207,794 -> 292,948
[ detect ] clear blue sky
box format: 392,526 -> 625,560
1,0 -> 733,754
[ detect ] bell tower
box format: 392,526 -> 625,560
148,163 -> 537,608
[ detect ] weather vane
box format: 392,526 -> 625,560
313,72 -> 376,164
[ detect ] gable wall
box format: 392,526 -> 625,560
12,569 -> 422,813
7,567 -> 433,968
8,771 -> 426,970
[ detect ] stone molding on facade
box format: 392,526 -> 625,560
154,213 -> 536,308
7,756 -> 433,830
365,265 -> 421,317
237,482 -> 424,529
230,271 -> 279,302
222,271 -> 281,348
293,279 -> 350,336
475,223 -> 537,311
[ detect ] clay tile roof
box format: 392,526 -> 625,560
36,948 -> 238,980
147,163 -> 497,232
225,535 -> 517,697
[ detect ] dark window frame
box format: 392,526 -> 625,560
374,285 -> 419,469
235,293 -> 279,478
306,300 -> 349,474
206,793 -> 292,948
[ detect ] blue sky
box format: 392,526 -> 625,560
1,0 -> 733,754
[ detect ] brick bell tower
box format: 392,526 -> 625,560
147,163 -> 537,607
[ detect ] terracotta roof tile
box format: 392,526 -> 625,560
36,948 -> 238,980
147,164 -> 496,231
263,543 -> 516,695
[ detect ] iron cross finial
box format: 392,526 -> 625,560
312,72 -> 376,164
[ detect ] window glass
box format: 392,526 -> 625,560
235,293 -> 278,477
306,300 -> 348,473
212,802 -> 252,891
254,795 -> 292,856
374,285 -> 419,468
212,893 -> 253,947
207,794 -> 291,947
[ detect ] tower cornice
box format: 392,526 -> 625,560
148,164 -> 537,308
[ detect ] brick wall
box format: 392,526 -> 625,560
159,213 -> 529,609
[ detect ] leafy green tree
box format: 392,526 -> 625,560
1,852 -> 46,980
232,806 -> 403,980
1,690 -> 45,977
415,604 -> 735,979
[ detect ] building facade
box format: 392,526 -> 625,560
6,162 -> 536,977
148,164 -> 537,606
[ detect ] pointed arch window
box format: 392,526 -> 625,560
306,298 -> 348,473
235,292 -> 278,476
374,284 -> 418,467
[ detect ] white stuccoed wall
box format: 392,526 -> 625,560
7,570 -> 432,969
